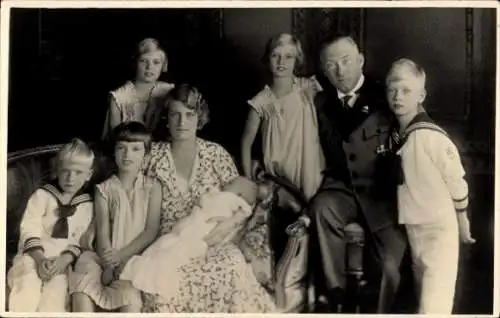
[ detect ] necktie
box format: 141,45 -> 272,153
342,95 -> 352,108
52,204 -> 77,239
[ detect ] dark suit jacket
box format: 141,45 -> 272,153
314,76 -> 399,232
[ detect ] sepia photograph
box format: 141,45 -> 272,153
1,1 -> 498,316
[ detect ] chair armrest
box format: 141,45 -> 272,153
285,215 -> 311,237
260,172 -> 308,208
257,174 -> 310,312
275,223 -> 309,313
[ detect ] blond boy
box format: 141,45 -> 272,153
7,138 -> 95,312
386,58 -> 475,314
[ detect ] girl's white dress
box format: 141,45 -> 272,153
69,174 -> 154,310
120,190 -> 253,300
248,76 -> 325,200
102,80 -> 175,138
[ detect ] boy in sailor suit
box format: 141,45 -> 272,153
7,138 -> 95,312
386,59 -> 475,314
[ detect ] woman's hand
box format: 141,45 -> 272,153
204,216 -> 245,247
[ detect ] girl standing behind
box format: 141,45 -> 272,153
102,38 -> 175,139
241,33 -> 325,200
70,122 -> 162,312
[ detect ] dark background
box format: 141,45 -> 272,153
7,7 -> 497,314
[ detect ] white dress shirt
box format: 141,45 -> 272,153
337,74 -> 365,108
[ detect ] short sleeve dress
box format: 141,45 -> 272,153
140,138 -> 277,313
102,81 -> 175,138
248,76 -> 325,200
69,173 -> 155,310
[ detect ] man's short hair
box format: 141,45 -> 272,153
319,32 -> 361,54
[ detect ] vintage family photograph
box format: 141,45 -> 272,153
1,0 -> 498,316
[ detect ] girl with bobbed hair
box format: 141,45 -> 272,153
70,122 -> 162,313
102,38 -> 175,139
241,33 -> 325,200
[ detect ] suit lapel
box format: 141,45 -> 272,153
338,83 -> 376,138
316,78 -> 387,140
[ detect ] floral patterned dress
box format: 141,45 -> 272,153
140,138 -> 277,313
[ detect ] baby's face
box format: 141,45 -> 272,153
223,177 -> 259,205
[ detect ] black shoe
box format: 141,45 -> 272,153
324,287 -> 345,313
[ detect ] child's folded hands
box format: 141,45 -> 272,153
39,254 -> 73,280
51,254 -> 74,275
35,257 -> 53,282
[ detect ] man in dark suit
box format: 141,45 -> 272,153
309,33 -> 409,313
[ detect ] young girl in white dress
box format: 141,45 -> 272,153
70,122 -> 162,312
102,38 -> 175,139
241,33 -> 325,200
119,176 -> 273,300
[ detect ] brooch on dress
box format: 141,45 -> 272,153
361,105 -> 370,113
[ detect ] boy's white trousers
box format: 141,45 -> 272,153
405,212 -> 459,314
7,255 -> 68,312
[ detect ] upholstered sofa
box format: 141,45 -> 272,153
5,143 -> 312,313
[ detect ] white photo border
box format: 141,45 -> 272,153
1,1 -> 498,317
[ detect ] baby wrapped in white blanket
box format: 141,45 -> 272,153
119,176 -> 271,299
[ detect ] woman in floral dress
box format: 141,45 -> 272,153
140,83 -> 276,313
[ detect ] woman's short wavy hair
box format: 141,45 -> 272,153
164,84 -> 210,130
261,33 -> 305,75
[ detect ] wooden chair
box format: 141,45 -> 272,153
256,170 -> 367,313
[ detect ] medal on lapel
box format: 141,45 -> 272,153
376,144 -> 387,154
